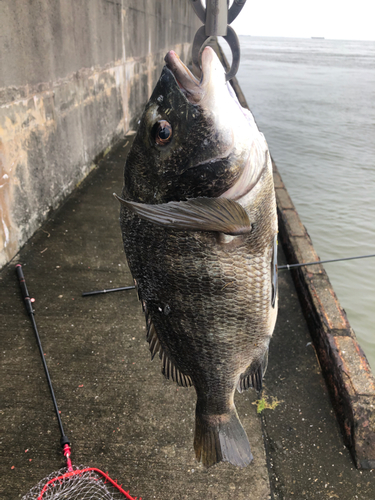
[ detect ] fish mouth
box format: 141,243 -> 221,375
165,47 -> 221,104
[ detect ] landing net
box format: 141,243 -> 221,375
22,465 -> 138,500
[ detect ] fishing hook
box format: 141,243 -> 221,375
189,0 -> 247,81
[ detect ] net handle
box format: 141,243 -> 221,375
37,468 -> 139,500
16,264 -> 73,469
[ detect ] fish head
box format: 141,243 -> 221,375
124,46 -> 264,203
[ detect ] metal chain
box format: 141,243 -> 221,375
189,0 -> 247,80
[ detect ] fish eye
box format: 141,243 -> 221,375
155,120 -> 172,146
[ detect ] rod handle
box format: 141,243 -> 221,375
15,264 -> 34,315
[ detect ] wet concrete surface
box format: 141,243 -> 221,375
264,254 -> 375,499
0,137 -> 268,500
1,136 -> 375,499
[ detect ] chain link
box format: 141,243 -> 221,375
189,0 -> 247,80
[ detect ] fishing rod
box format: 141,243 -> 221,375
81,253 -> 375,296
82,285 -> 135,297
278,253 -> 375,270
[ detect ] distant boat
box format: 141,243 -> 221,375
311,37 -> 325,39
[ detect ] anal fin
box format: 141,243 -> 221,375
237,350 -> 269,394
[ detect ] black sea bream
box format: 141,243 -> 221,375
116,47 -> 278,467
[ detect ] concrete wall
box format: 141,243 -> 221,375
0,0 -> 199,268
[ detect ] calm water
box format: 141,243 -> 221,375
234,36 -> 375,369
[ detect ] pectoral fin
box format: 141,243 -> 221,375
114,194 -> 252,235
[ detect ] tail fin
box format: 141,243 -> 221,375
194,406 -> 253,467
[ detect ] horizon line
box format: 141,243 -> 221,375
235,34 -> 375,42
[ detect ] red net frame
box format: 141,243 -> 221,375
38,468 -> 138,500
22,465 -> 141,500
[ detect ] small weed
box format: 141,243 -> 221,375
252,395 -> 282,414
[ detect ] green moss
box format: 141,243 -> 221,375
252,395 -> 282,414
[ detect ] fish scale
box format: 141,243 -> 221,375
118,47 -> 278,467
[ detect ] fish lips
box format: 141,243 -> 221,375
164,47 -> 226,105
164,50 -> 203,104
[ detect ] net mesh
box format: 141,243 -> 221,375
22,465 -> 138,500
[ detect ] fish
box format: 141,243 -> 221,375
116,46 -> 278,468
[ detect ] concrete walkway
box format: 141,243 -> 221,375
1,135 -> 374,499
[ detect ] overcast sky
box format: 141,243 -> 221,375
230,0 -> 375,41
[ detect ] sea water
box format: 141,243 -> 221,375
233,36 -> 375,370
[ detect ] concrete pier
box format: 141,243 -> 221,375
1,12 -> 375,496
1,136 -> 375,499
